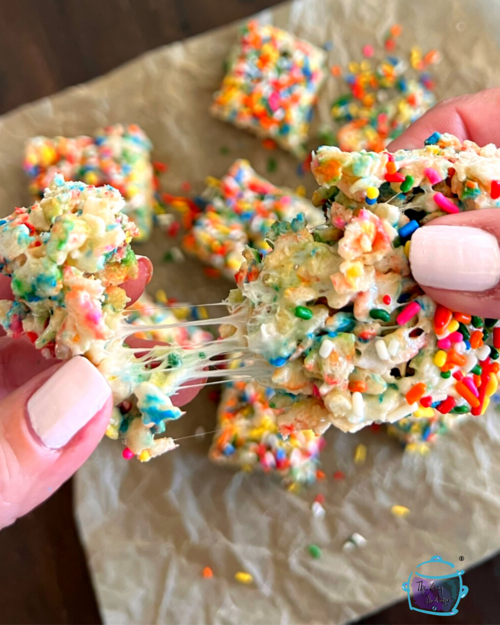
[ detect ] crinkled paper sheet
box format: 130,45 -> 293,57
1,0 -> 500,623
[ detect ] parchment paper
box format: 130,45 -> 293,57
1,0 -> 500,623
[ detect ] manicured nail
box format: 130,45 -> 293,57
27,357 -> 110,449
137,256 -> 153,284
410,225 -> 500,292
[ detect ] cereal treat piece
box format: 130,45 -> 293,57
211,22 -> 326,157
331,51 -> 437,152
183,159 -> 323,278
0,176 -> 218,461
24,124 -> 156,241
387,411 -> 469,454
210,379 -> 323,486
125,293 -> 213,346
221,133 -> 500,437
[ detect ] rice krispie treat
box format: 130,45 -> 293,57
183,159 -> 323,278
24,124 -> 156,241
210,378 -> 323,486
221,133 -> 500,437
211,22 -> 326,157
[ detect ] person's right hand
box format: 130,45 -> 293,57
388,88 -> 500,318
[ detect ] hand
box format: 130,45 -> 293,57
388,88 -> 500,318
0,255 -> 192,530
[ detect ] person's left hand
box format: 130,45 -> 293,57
0,255 -> 194,530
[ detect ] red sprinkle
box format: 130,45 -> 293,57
491,180 -> 500,200
453,370 -> 464,381
434,305 -> 452,331
153,161 -> 168,173
385,172 -> 405,183
420,396 -> 433,407
494,327 -> 500,349
382,294 -> 391,305
122,448 -> 134,460
167,221 -> 181,237
333,471 -> 345,480
437,396 -> 456,414
315,494 -> 325,504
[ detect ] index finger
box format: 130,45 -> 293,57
388,87 -> 500,151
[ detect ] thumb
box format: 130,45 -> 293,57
0,356 -> 112,529
409,209 -> 500,318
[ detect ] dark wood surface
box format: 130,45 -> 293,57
0,1 -> 499,623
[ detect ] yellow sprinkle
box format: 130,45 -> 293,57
366,186 -> 379,200
433,350 -> 447,368
480,396 -> 490,415
198,306 -> 209,320
391,505 -> 410,517
205,176 -> 221,187
235,572 -> 253,584
105,425 -> 119,440
139,450 -> 151,462
404,241 -> 411,258
295,184 -> 306,197
446,319 -> 459,334
486,375 -> 498,397
156,289 -> 168,304
354,443 -> 367,465
414,407 -> 435,418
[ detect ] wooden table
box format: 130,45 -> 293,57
0,1 -> 499,623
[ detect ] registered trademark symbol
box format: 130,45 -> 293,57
459,556 -> 464,561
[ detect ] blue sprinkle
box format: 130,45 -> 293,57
431,401 -> 440,408
464,340 -> 471,350
223,444 -> 235,456
365,196 -> 377,205
323,41 -> 334,51
276,448 -> 287,460
270,356 -> 288,367
425,132 -> 441,145
398,220 -> 420,239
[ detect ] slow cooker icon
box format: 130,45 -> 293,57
402,555 -> 469,616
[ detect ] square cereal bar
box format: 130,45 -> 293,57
210,379 -> 324,486
24,124 -> 156,241
211,22 -> 326,156
183,159 -> 323,278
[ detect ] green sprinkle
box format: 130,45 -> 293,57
269,402 -> 276,409
267,156 -> 278,173
369,308 -> 391,323
485,318 -> 497,329
483,330 -> 490,342
441,371 -> 451,379
458,323 -> 470,340
168,353 -> 182,368
491,347 -> 500,360
219,145 -> 230,155
400,175 -> 414,193
471,365 -> 482,376
393,236 -> 402,248
308,544 -> 321,559
198,352 -> 206,359
294,305 -> 313,320
472,316 -> 484,328
451,405 -> 470,414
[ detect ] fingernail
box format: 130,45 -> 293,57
410,225 -> 500,291
27,357 -> 110,449
137,256 -> 153,284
